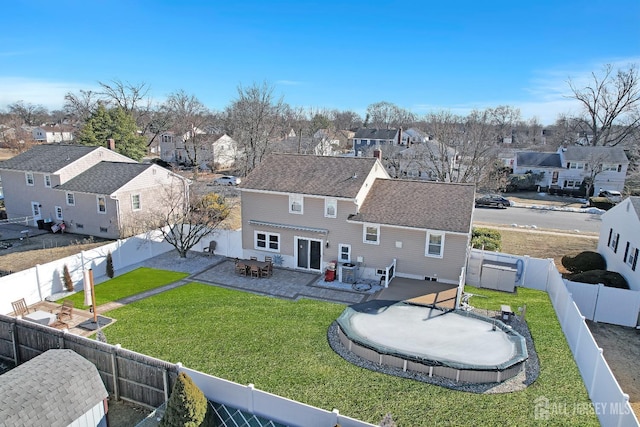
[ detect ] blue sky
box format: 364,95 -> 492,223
1,0 -> 638,124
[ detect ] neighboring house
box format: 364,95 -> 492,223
513,146 -> 629,193
312,129 -> 353,156
402,127 -> 430,144
159,131 -> 239,171
32,125 -> 74,143
0,144 -> 189,239
0,349 -> 109,427
393,141 -> 458,180
239,153 -> 475,285
351,128 -> 404,156
596,196 -> 640,291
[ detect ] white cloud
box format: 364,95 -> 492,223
0,77 -> 98,111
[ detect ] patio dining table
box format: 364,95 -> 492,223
237,259 -> 272,277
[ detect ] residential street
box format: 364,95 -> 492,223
473,206 -> 602,234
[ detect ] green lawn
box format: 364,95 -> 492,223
102,280 -> 598,426
60,267 -> 189,308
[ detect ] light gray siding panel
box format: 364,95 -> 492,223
58,148 -> 134,183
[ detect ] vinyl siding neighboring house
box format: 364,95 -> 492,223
239,153 -> 475,285
597,197 -> 640,291
32,125 -> 74,143
0,144 -> 188,239
0,145 -> 135,224
351,128 -> 403,156
513,151 -> 563,188
560,146 -> 629,193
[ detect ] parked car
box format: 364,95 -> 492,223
598,190 -> 622,203
213,175 -> 241,186
475,195 -> 511,208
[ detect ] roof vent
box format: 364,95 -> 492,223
352,173 -> 358,179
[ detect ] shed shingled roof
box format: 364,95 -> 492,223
516,152 -> 562,168
56,161 -> 153,194
0,144 -> 100,173
349,179 -> 475,233
0,349 -> 108,427
239,153 -> 385,198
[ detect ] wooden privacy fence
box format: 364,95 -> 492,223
0,315 -> 178,409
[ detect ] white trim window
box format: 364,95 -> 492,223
55,206 -> 63,220
325,198 -> 337,218
363,224 -> 380,245
25,172 -> 34,186
426,231 -> 445,258
289,194 -> 303,214
97,196 -> 106,214
44,175 -> 51,188
624,243 -> 638,271
131,194 -> 141,211
338,244 -> 351,263
255,231 -> 280,252
66,192 -> 75,206
569,162 -> 585,170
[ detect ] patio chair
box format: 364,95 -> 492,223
250,256 -> 258,261
11,298 -> 30,317
264,256 -> 273,264
250,264 -> 260,278
236,262 -> 247,275
261,265 -> 271,278
57,300 -> 74,322
203,241 -> 216,256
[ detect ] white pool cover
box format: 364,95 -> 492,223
343,301 -> 526,368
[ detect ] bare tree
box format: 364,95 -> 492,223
64,89 -> 102,122
225,81 -> 288,175
121,182 -> 231,258
330,109 -> 363,130
568,63 -> 640,146
365,101 -> 416,129
487,105 -> 521,143
7,101 -> 49,126
457,109 -> 502,185
162,90 -> 213,179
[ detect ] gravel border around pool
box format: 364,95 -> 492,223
327,309 -> 540,394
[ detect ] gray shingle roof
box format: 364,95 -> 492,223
240,153 -> 385,198
516,152 -> 562,168
563,146 -> 628,163
353,128 -> 399,140
0,144 -> 99,173
56,161 -> 153,194
0,349 -> 108,427
349,179 -> 475,233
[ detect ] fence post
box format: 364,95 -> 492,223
247,383 -> 255,413
112,344 -> 121,400
35,264 -> 43,301
589,348 -> 603,396
332,408 -> 340,425
10,321 -> 19,365
162,367 -> 169,402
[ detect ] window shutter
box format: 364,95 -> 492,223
624,242 -> 630,262
567,162 -> 570,169
614,236 -> 619,253
633,249 -> 639,271
608,229 -> 612,246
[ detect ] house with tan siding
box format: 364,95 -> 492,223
239,153 -> 475,285
0,144 -> 189,239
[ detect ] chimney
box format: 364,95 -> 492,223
373,147 -> 382,160
106,138 -> 115,151
398,127 -> 403,145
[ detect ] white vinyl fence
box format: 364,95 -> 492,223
0,229 -> 174,314
182,367 -> 375,427
566,280 -> 640,327
469,248 -> 639,427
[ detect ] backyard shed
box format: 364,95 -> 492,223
480,260 -> 517,292
0,349 -> 108,427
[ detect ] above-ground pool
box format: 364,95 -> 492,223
335,300 -> 528,383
